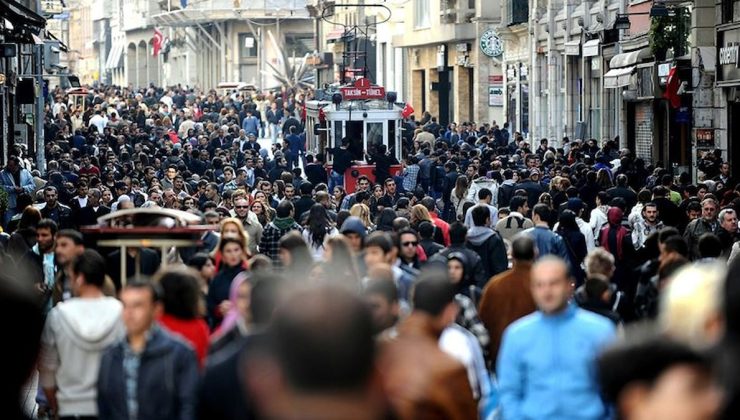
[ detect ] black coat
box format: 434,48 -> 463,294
106,248 -> 161,291
607,186 -> 638,214
197,334 -> 263,420
97,327 -> 199,420
465,232 -> 508,286
518,180 -> 545,209
557,227 -> 588,285
77,205 -> 111,227
304,163 -> 327,186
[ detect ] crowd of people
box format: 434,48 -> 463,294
3,83 -> 740,419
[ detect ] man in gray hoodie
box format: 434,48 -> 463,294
466,204 -> 509,285
40,249 -> 124,418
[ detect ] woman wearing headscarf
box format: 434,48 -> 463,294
209,272 -> 251,354
599,207 -> 637,318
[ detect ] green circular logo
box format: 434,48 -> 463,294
480,29 -> 504,57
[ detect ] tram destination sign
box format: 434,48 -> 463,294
340,78 -> 386,100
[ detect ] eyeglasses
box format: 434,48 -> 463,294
235,206 -> 249,209
402,241 -> 418,247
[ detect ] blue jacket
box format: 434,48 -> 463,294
497,304 -> 616,420
97,326 -> 199,420
523,225 -> 572,267
0,168 -> 35,210
241,115 -> 260,135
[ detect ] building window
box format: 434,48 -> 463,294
285,33 -> 313,57
238,33 -> 258,59
637,66 -> 654,98
507,0 -> 528,26
414,0 -> 430,29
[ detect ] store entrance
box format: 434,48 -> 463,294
731,103 -> 740,176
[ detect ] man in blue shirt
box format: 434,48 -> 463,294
285,126 -> 304,170
497,257 -> 616,420
523,203 -> 572,267
241,109 -> 260,137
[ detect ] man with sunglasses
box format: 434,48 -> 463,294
396,229 -> 422,276
234,197 -> 263,256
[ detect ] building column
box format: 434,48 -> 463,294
692,0 -> 718,178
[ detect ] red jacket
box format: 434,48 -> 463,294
159,313 -> 210,368
430,212 -> 451,247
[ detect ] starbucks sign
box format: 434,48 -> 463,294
480,29 -> 504,58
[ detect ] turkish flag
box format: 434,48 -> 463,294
152,28 -> 163,57
401,102 -> 414,119
663,67 -> 681,109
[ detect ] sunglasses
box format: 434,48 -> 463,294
235,206 -> 249,209
402,241 -> 418,247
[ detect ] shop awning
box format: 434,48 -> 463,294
564,40 -> 580,56
0,0 -> 46,30
583,39 -> 600,57
105,42 -> 124,69
604,66 -> 635,88
609,48 -> 651,69
325,27 -> 345,43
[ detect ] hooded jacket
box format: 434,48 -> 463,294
467,177 -> 499,207
40,297 -> 125,416
466,226 -> 508,282
599,208 -> 629,260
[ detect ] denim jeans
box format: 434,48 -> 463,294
270,123 -> 280,144
329,170 -> 344,191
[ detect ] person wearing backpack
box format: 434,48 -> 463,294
497,169 -> 517,208
495,196 -> 534,243
466,205 -> 508,285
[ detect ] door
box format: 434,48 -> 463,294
365,120 -> 386,155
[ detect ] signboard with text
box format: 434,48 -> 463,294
718,28 -> 740,85
340,78 -> 386,100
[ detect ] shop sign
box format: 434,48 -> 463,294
480,29 -> 504,58
719,44 -> 739,66
489,86 -> 504,106
564,42 -> 580,56
696,128 -> 715,149
718,28 -> 740,85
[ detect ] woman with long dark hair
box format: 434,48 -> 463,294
278,231 -> 314,279
206,237 -> 248,330
156,266 -> 210,367
556,210 -> 588,286
376,208 -> 397,232
446,252 -> 490,356
302,203 -> 338,261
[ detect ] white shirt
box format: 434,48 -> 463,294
88,114 -> 108,134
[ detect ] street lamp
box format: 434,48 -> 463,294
614,3 -> 672,30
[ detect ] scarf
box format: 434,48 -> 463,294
273,216 -> 296,230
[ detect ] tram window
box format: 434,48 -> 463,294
333,121 -> 343,148
367,122 -> 384,155
388,122 -> 398,158
347,121 -> 364,160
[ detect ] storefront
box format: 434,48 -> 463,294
717,26 -> 740,166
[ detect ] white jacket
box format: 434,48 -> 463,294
39,297 -> 124,416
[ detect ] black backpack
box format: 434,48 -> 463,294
498,183 -> 515,208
